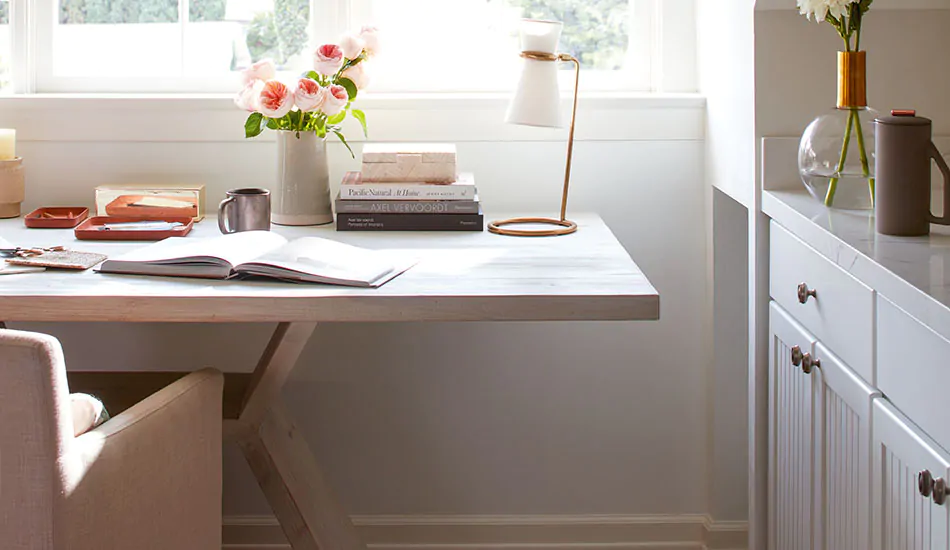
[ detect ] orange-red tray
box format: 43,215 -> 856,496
24,207 -> 89,228
74,216 -> 193,240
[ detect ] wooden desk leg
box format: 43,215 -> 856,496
229,322 -> 366,550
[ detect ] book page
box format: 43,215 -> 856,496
237,237 -> 399,286
110,231 -> 288,267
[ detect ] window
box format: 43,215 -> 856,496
7,0 -> 693,93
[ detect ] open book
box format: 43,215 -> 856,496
97,231 -> 413,287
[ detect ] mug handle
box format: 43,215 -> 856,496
218,197 -> 235,234
929,142 -> 950,225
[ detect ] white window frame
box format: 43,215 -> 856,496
8,0 -> 694,94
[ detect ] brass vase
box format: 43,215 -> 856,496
799,51 -> 878,210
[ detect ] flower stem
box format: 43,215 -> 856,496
826,109 -> 855,207
852,107 -> 875,207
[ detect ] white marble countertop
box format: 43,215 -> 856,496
763,189 -> 950,341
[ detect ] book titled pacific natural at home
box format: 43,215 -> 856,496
334,192 -> 480,214
336,209 -> 484,232
338,171 -> 476,201
97,231 -> 414,287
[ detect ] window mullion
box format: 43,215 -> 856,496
179,0 -> 188,76
11,0 -> 39,93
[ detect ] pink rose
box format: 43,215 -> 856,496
342,62 -> 370,90
322,84 -> 348,116
339,33 -> 365,60
234,79 -> 264,112
314,44 -> 344,76
242,59 -> 275,85
258,80 -> 294,118
295,78 -> 327,112
359,26 -> 380,56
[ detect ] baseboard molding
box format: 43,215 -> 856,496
222,514 -> 748,550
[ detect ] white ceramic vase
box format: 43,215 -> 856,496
271,131 -> 333,226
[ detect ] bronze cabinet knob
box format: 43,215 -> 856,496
798,283 -> 818,304
935,478 -> 949,505
801,353 -> 821,375
791,346 -> 804,367
919,470 -> 935,497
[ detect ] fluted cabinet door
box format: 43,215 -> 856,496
813,343 -> 879,550
769,302 -> 818,550
872,400 -> 950,550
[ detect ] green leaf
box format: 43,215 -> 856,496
266,117 -> 280,130
326,111 -> 346,125
244,112 -> 264,138
305,70 -> 320,81
351,109 -> 368,138
332,129 -> 354,158
338,77 -> 358,100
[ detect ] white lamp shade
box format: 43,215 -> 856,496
505,20 -> 564,129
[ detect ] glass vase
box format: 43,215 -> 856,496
798,51 -> 877,210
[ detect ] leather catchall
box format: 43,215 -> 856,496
875,110 -> 950,236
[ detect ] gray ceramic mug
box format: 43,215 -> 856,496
218,188 -> 271,234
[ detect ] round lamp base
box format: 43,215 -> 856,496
488,217 -> 578,237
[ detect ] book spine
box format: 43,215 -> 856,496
334,199 -> 480,214
339,184 -> 475,201
336,212 -> 484,231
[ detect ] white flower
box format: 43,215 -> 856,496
359,26 -> 380,57
339,33 -> 365,60
242,59 -> 276,85
797,0 -> 859,21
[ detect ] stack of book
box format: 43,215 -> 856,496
334,144 -> 483,232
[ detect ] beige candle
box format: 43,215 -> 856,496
0,129 -> 16,160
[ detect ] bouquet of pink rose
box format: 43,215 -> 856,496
235,26 -> 379,157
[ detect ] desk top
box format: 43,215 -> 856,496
0,214 -> 659,323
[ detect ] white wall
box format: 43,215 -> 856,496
5,97 -> 712,529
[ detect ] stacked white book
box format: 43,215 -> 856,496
335,144 -> 483,232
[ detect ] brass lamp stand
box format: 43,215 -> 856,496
488,51 -> 581,237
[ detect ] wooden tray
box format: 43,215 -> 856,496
24,207 -> 89,228
74,216 -> 193,241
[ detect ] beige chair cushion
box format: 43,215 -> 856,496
69,393 -> 109,437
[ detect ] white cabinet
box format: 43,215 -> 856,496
769,303 -> 816,550
872,400 -> 950,550
813,342 -> 878,550
768,303 -> 879,550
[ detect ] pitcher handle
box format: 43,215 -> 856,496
929,142 -> 950,225
218,197 -> 235,234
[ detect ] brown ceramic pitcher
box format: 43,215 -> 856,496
875,110 -> 950,236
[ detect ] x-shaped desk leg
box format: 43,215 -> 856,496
227,322 -> 365,550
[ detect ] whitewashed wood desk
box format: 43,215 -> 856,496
0,214 -> 658,550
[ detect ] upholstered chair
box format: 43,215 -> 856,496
0,329 -> 223,549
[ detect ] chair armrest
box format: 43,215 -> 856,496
62,368 -> 223,550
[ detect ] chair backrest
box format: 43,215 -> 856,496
0,329 -> 74,550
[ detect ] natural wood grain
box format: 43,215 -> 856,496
0,214 -> 659,323
240,322 -> 317,427
236,403 -> 365,550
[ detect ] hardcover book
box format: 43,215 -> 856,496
336,210 -> 484,232
338,171 -> 476,201
98,231 -> 413,287
334,193 -> 480,214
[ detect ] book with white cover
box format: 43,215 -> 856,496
97,231 -> 413,287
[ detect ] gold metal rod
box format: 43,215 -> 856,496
559,54 -> 580,222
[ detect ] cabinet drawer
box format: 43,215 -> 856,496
770,222 -> 875,383
878,295 -> 950,454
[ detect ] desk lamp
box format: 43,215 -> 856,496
488,19 -> 580,237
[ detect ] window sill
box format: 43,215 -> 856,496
0,92 -> 706,143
